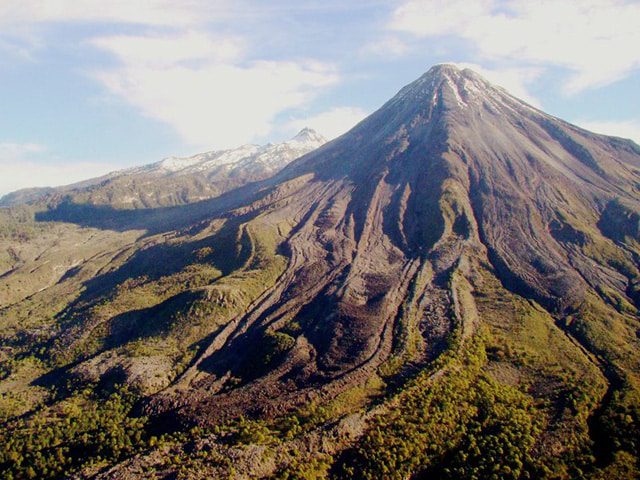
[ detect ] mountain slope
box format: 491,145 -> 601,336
1,65 -> 640,479
146,64 -> 640,431
0,128 -> 326,210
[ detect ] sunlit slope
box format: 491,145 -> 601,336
1,65 -> 640,479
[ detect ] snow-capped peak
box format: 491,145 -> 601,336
133,130 -> 326,177
290,127 -> 326,146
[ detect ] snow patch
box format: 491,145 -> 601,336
128,128 -> 327,178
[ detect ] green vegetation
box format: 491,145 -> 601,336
242,330 -> 296,377
431,376 -> 539,480
275,453 -> 333,480
2,190 -> 640,479
381,262 -> 434,377
336,334 -> 541,479
52,262 -> 224,365
1,268 -> 637,480
0,386 -> 148,479
0,206 -> 43,242
0,355 -> 50,422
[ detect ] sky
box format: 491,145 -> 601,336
1,0 -> 640,195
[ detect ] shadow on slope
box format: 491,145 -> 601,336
33,180 -> 267,234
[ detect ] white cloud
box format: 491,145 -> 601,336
91,31 -> 244,67
286,106 -> 368,140
392,0 -> 492,36
361,37 -> 409,58
0,34 -> 38,60
391,0 -> 640,93
0,0 -> 229,27
1,3 -> 347,152
574,120 -> 640,145
0,0 -> 238,63
0,1 -> 234,59
0,143 -> 115,195
0,142 -> 45,157
91,32 -> 338,149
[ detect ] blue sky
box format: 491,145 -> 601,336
1,0 -> 639,195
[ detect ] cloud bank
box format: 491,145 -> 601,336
391,0 -> 640,94
0,143 -> 114,196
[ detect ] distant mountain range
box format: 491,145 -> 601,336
0,127 -> 326,209
1,65 -> 640,480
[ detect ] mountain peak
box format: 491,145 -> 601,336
425,62 -> 462,75
385,63 -> 521,117
291,127 -> 326,145
420,63 -> 485,83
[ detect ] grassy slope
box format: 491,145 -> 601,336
0,209 -> 294,479
1,206 -> 640,478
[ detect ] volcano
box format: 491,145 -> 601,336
148,63 -> 640,413
2,65 -> 640,479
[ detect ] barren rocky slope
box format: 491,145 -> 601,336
1,65 -> 640,479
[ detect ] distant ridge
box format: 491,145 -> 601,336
0,128 -> 326,209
